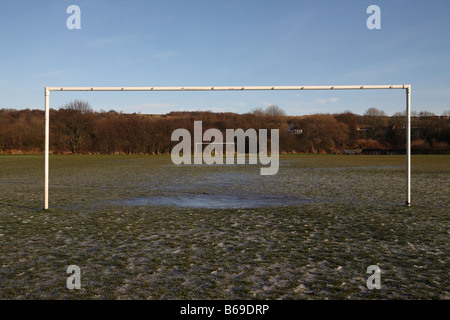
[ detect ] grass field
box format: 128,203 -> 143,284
0,154 -> 448,299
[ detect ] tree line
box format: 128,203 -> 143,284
1,100 -> 449,154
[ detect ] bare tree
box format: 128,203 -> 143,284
419,111 -> 435,117
393,111 -> 405,117
250,107 -> 265,117
264,105 -> 286,117
364,107 -> 387,117
65,99 -> 93,114
57,100 -> 94,153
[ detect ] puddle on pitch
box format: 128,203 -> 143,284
119,194 -> 306,209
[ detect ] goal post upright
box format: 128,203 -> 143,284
44,87 -> 50,210
43,84 -> 412,210
406,85 -> 411,206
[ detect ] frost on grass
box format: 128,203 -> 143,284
0,155 -> 448,299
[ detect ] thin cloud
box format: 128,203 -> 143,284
285,98 -> 340,107
88,35 -> 133,47
315,97 -> 340,105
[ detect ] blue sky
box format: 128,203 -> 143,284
1,0 -> 449,116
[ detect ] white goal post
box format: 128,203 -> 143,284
44,84 -> 412,209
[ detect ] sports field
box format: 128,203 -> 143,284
0,154 -> 448,299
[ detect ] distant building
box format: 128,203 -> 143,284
286,124 -> 303,135
343,149 -> 362,155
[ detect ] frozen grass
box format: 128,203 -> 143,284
0,154 -> 448,299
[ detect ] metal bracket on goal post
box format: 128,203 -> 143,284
43,84 -> 412,209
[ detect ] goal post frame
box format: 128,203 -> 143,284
43,84 -> 412,209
